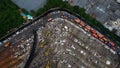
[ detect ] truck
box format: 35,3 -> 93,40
92,33 -> 98,38
109,41 -> 115,47
90,29 -> 96,34
79,21 -> 85,27
62,13 -> 68,18
106,42 -> 116,51
85,25 -> 91,31
74,18 -> 80,24
69,15 -> 74,19
97,33 -> 103,39
63,13 -> 68,17
102,37 -> 108,44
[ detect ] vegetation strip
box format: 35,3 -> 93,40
1,0 -> 120,46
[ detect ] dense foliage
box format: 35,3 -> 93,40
0,0 -> 23,38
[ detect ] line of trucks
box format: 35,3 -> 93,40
61,12 -> 116,53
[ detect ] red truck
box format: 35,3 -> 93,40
79,21 -> 85,27
74,18 -> 80,24
85,26 -> 91,31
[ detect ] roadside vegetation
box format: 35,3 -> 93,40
34,0 -> 120,43
0,0 -> 23,38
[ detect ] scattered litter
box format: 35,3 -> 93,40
81,50 -> 84,54
68,64 -> 72,68
66,49 -> 71,52
106,60 -> 111,65
71,45 -> 76,49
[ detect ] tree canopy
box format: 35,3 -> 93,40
0,0 -> 23,38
